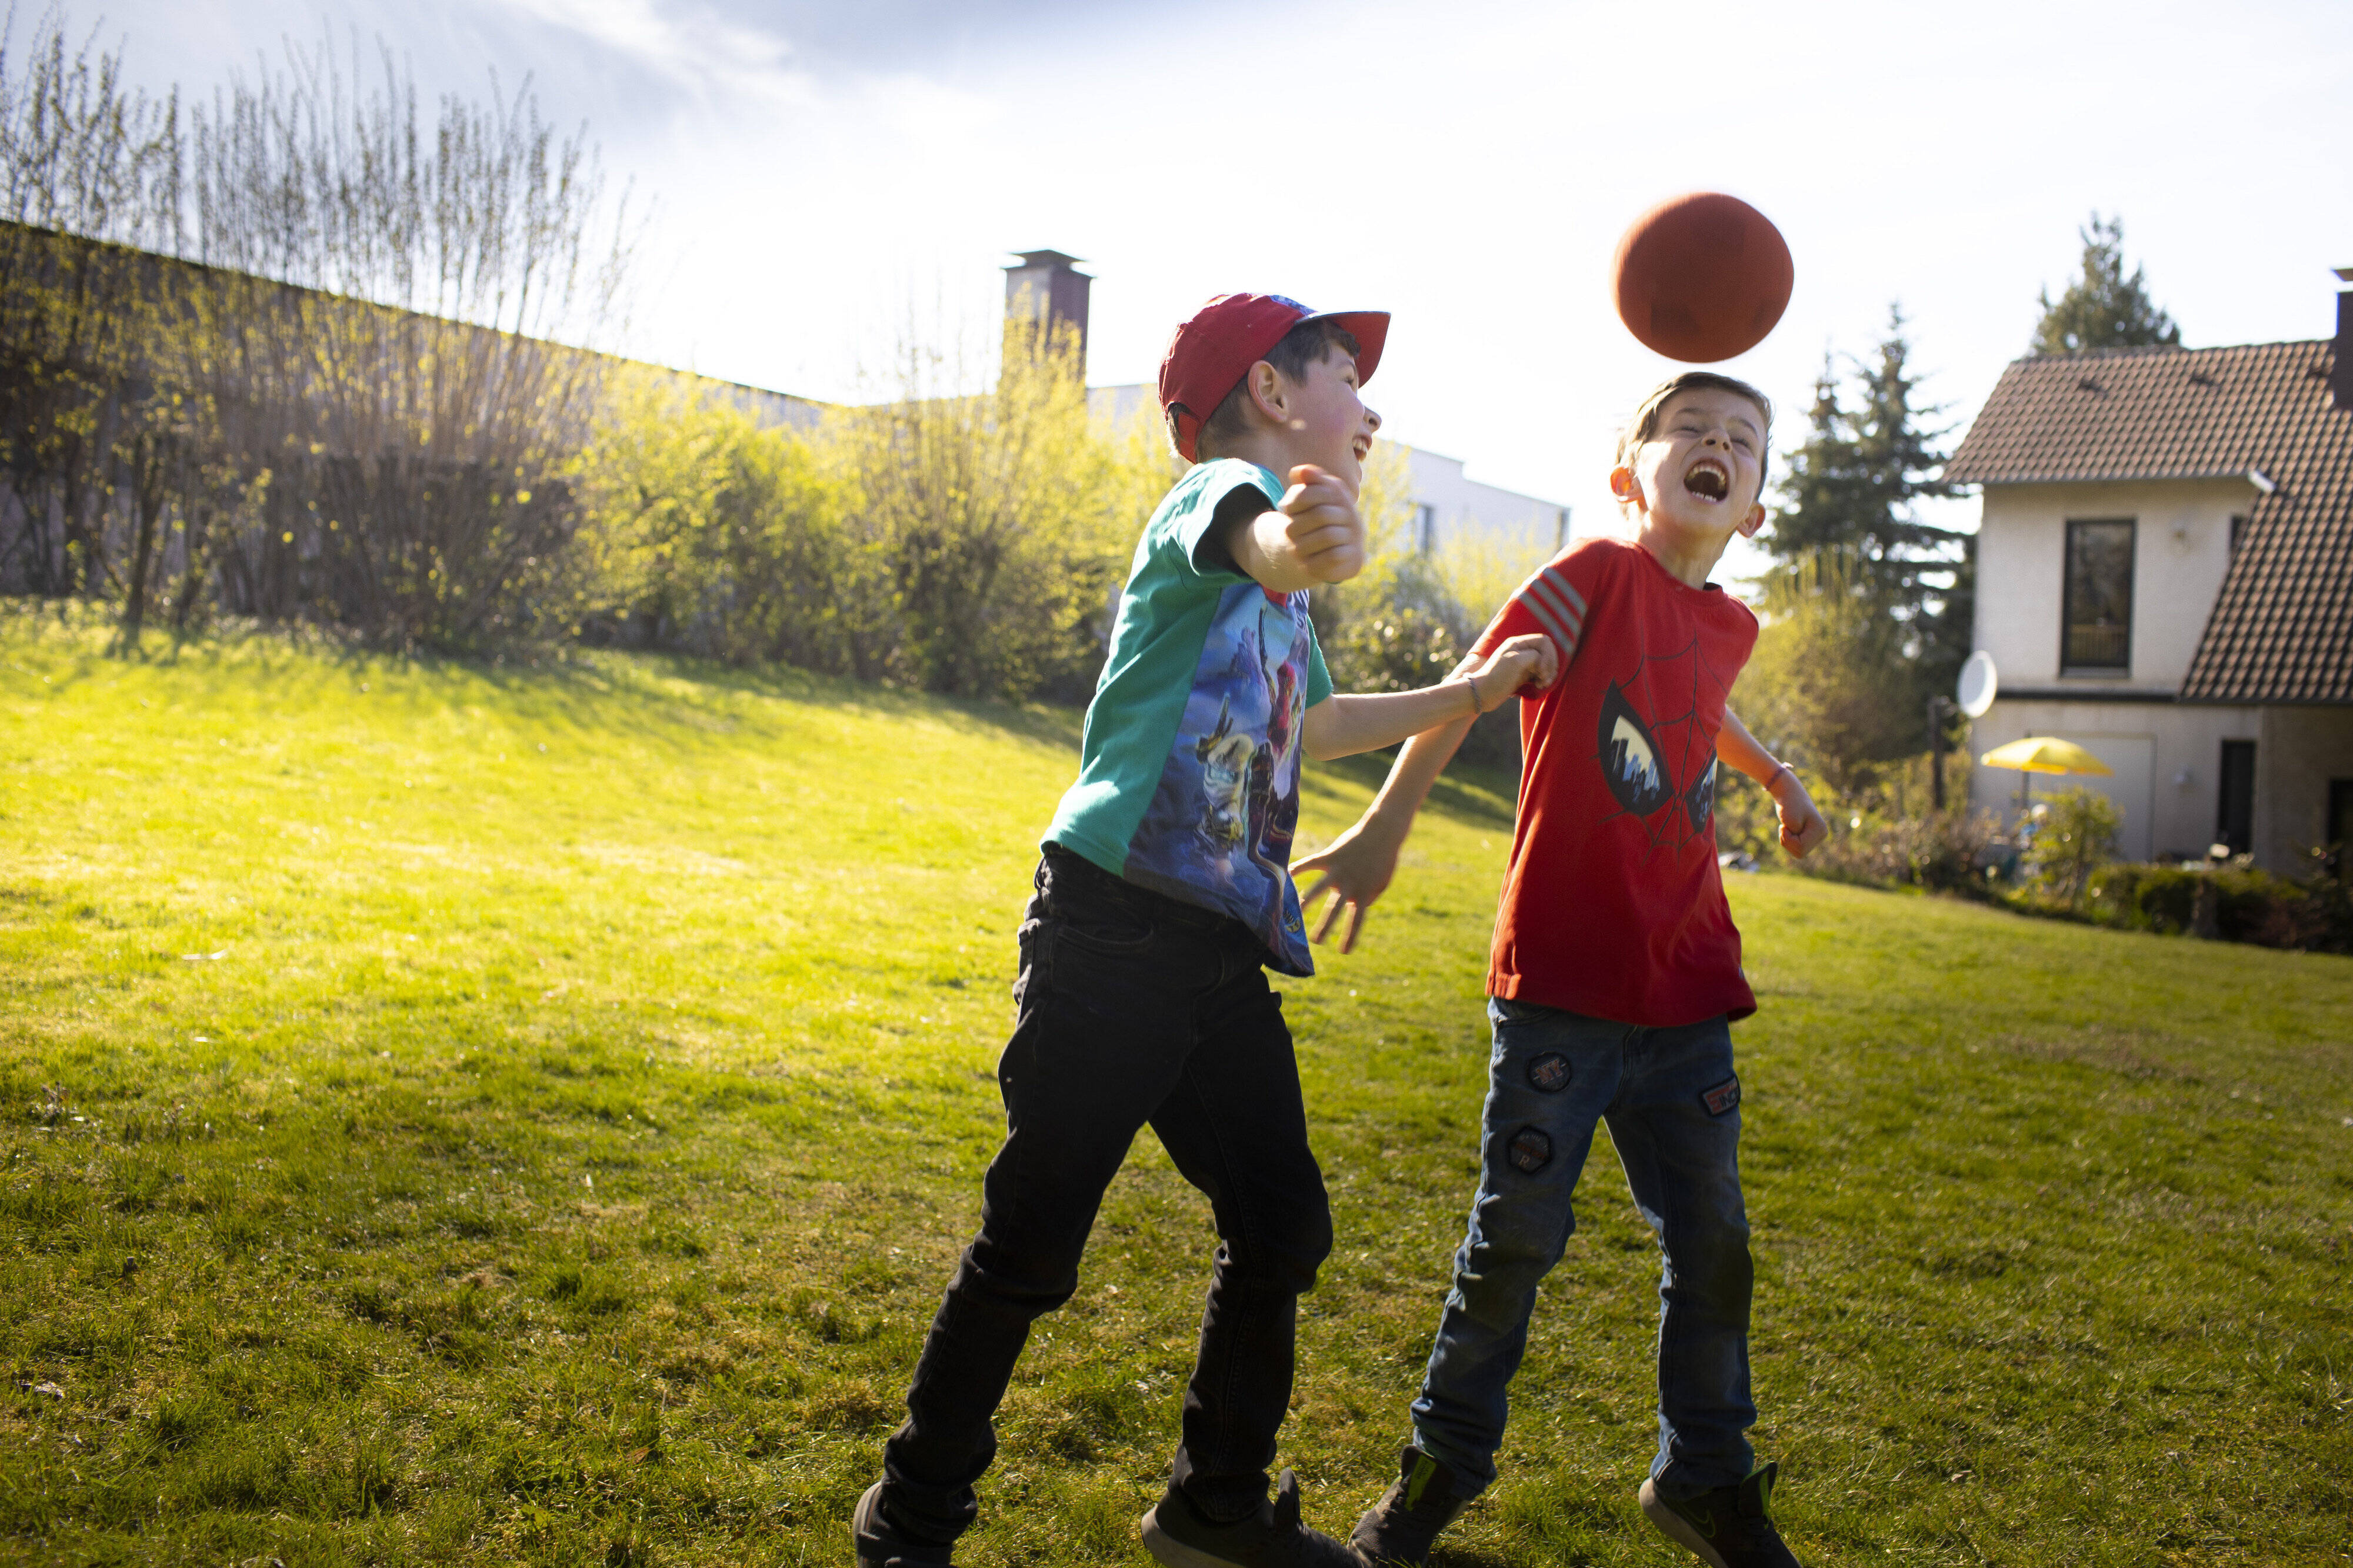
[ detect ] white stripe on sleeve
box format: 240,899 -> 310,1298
1519,574 -> 1584,656
1545,568 -> 1588,620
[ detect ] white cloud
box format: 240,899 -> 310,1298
485,0 -> 813,108
68,0 -> 2353,522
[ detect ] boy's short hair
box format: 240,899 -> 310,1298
1195,318 -> 1362,461
1614,371 -> 1775,493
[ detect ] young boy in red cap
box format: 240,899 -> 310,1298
852,295 -> 1558,1568
1294,371 -> 1828,1568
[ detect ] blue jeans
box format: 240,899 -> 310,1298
1410,998 -> 1756,1502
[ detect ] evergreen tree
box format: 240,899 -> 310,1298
1757,307 -> 1972,783
2032,213 -> 2181,354
1763,308 -> 1967,654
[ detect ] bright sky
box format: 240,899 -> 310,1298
38,0 -> 2353,576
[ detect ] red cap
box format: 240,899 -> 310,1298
1156,293 -> 1389,462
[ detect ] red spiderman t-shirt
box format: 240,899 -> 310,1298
1468,536 -> 1759,1027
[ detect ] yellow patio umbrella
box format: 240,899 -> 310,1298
1978,736 -> 2114,776
1979,735 -> 2112,812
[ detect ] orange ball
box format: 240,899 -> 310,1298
1611,192 -> 1793,363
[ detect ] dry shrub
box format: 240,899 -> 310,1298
1775,802 -> 2002,895
0,17 -> 633,650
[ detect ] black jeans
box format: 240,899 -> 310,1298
880,845 -> 1334,1540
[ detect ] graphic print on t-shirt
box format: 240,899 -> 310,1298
1592,633 -> 1732,859
1124,580 -> 1316,955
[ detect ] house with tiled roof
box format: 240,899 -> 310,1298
1944,273 -> 2353,872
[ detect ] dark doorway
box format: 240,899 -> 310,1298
2216,740 -> 2257,856
2328,779 -> 2353,883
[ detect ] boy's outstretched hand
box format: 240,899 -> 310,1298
1465,632 -> 1559,709
1769,770 -> 1829,858
1294,816 -> 1402,956
1293,634 -> 1560,954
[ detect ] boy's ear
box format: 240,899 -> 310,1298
1737,502 -> 1766,539
1609,463 -> 1646,514
1245,359 -> 1288,425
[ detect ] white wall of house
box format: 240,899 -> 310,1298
2257,706 -> 2353,872
1967,698 -> 2259,864
1975,477 -> 2256,692
1088,383 -> 1154,431
703,379 -> 826,434
1961,472 -> 2353,871
1402,449 -> 1570,558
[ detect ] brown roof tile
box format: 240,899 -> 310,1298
1945,339 -> 2353,704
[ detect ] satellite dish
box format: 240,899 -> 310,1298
1957,650 -> 1999,719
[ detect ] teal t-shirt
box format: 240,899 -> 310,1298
1045,459 -> 1334,976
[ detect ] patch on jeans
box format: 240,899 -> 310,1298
1526,1051 -> 1572,1093
1507,1126 -> 1552,1173
1700,1076 -> 1741,1117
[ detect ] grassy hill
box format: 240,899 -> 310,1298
3,604 -> 2349,1567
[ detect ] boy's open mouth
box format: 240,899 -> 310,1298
1352,435 -> 1371,462
1684,459 -> 1730,502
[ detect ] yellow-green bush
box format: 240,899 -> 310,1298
2025,786 -> 2120,909
826,330 -> 1151,699
575,335 -> 1178,701
575,374 -> 856,668
1735,548 -> 1924,799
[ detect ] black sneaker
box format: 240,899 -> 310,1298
852,1480 -> 955,1568
1141,1467 -> 1366,1567
1349,1445 -> 1468,1564
1638,1463 -> 1802,1568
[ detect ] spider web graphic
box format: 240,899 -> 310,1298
1589,634 -> 1735,860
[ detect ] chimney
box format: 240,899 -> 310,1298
2334,266 -> 2353,411
1004,249 -> 1091,375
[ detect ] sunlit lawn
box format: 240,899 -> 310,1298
2,603 -> 2349,1567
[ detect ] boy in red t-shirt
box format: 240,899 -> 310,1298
1294,372 -> 1828,1568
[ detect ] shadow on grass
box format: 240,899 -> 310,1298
5,595 -> 1089,758
11,598 -> 1542,818
1308,748 -> 1519,831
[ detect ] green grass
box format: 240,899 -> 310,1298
2,601 -> 2349,1567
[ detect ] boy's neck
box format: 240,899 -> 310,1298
1635,521 -> 1734,590
1203,431 -> 1305,481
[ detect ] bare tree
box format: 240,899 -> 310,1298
174,34 -> 636,646
0,12 -> 637,649
0,6 -> 179,596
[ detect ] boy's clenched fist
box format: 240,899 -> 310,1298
1277,463 -> 1365,584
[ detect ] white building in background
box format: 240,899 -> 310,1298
1397,448 -> 1571,557
1943,270 -> 2353,873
